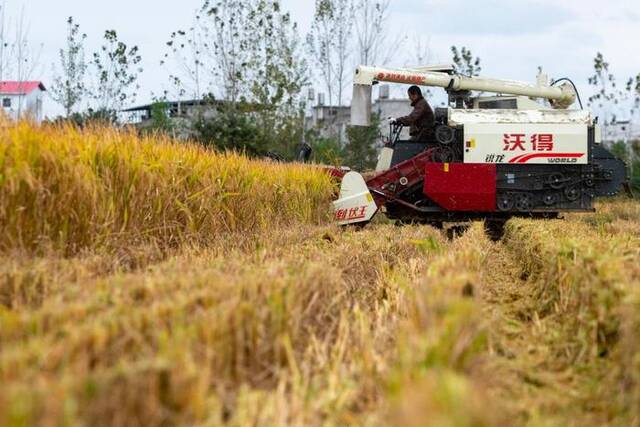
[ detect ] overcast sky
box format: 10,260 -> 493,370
6,0 -> 640,117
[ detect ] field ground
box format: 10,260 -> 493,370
1,124 -> 639,426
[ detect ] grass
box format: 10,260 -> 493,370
1,122 -> 639,426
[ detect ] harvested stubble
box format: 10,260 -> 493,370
0,121 -> 334,255
1,224 -> 484,426
479,200 -> 640,426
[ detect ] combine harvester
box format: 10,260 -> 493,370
333,64 -> 628,236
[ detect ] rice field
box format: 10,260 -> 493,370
0,122 -> 639,426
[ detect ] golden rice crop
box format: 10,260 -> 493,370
0,121 -> 335,255
1,120 -> 640,426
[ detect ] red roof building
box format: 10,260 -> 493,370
0,81 -> 46,95
0,81 -> 46,123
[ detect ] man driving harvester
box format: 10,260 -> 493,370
391,85 -> 435,141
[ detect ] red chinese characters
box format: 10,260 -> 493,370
334,206 -> 367,221
531,134 -> 554,151
503,133 -> 555,152
503,133 -> 526,151
376,72 -> 425,84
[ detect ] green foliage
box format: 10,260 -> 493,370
166,0 -> 309,159
610,140 -> 640,192
194,108 -> 305,160
308,133 -> 343,165
147,102 -> 174,134
167,0 -> 307,109
50,17 -> 88,117
91,30 -> 143,113
624,74 -> 640,136
586,52 -> 638,131
630,140 -> 640,192
450,46 -> 481,77
343,114 -> 380,170
610,140 -> 628,159
245,1 -> 309,115
48,109 -> 118,128
632,160 -> 640,192
192,104 -> 263,156
588,52 -> 619,110
263,113 -> 307,160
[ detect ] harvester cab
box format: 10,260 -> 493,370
333,64 -> 628,228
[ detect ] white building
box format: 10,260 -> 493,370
604,119 -> 640,143
0,81 -> 46,123
305,85 -> 412,146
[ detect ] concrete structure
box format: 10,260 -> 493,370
123,88 -> 421,148
122,99 -> 218,125
305,104 -> 352,144
604,119 -> 640,143
122,99 -> 261,139
372,97 -> 412,141
0,81 -> 46,123
305,85 -> 412,146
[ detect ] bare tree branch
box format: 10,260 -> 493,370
354,0 -> 404,66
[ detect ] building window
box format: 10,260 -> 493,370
2,98 -> 10,108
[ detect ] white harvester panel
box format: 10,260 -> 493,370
463,123 -> 588,165
333,172 -> 378,225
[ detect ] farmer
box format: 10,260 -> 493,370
391,85 -> 435,141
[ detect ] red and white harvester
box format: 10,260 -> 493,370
333,64 -> 628,233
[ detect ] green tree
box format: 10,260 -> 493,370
50,17 -> 88,117
610,140 -> 640,192
588,52 -> 629,142
355,0 -> 403,66
307,131 -> 343,165
451,46 -> 481,77
633,140 -> 640,192
192,101 -> 262,155
247,0 -> 308,157
625,73 -> 640,118
90,30 -> 143,115
588,53 -> 618,109
168,0 -> 309,158
343,114 -> 380,170
587,52 -> 626,138
147,102 -> 174,134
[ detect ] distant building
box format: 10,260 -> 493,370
305,85 -> 412,146
305,104 -> 352,144
0,81 -> 46,123
605,119 -> 640,143
122,99 -> 218,125
372,98 -> 413,141
121,99 -> 257,139
123,86 -> 416,146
